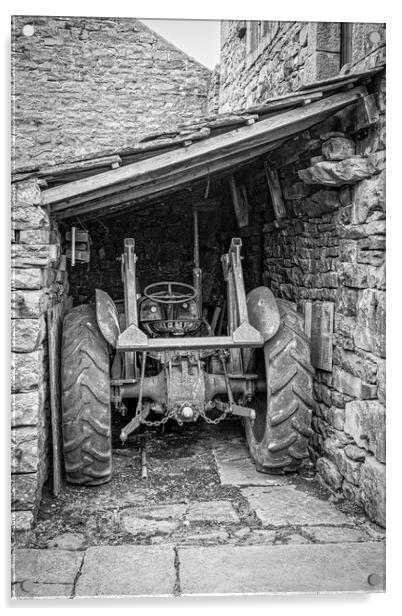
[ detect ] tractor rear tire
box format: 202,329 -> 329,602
61,304 -> 112,485
245,298 -> 315,473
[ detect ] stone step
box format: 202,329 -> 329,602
75,545 -> 176,598
178,543 -> 385,594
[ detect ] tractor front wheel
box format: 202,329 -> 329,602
245,299 -> 315,473
61,304 -> 112,485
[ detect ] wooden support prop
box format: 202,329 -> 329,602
229,176 -> 249,228
264,161 -> 286,220
310,301 -> 334,372
71,226 -> 76,267
302,299 -> 313,338
47,298 -> 72,495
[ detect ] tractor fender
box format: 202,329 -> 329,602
246,286 -> 280,344
95,289 -> 121,348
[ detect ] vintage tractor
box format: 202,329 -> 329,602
61,212 -> 314,485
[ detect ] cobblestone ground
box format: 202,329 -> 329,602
11,419 -> 385,598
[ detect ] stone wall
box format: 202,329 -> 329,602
219,21 -> 385,111
12,16 -> 211,169
260,73 -> 385,526
206,65 -> 221,114
66,185 -> 239,311
11,179 -> 67,531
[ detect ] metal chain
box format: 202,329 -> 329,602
198,406 -> 231,425
139,406 -> 230,427
140,408 -> 176,427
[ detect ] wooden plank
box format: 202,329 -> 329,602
65,230 -> 89,242
43,87 -> 367,210
298,65 -> 383,92
243,91 -> 324,116
38,155 -> 122,177
56,138 -> 290,219
264,161 -> 286,220
47,301 -> 67,496
229,176 -> 249,228
354,94 -> 380,132
52,88 -> 362,214
301,300 -> 313,338
310,301 -> 334,372
65,248 -> 91,263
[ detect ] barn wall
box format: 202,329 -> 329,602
248,74 -> 385,526
219,20 -> 385,111
12,16 -> 211,169
11,179 -> 67,531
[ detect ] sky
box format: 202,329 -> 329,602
140,19 -> 221,69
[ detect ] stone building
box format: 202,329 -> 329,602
11,15 -> 211,531
12,16 -> 210,169
11,17 -> 386,531
217,20 -> 386,525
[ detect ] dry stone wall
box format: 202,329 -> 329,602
12,16 -> 210,169
261,73 -> 385,526
66,186 -> 238,310
11,179 -> 67,531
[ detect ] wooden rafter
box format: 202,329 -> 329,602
43,87 -> 367,217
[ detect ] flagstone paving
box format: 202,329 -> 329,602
240,485 -> 352,526
213,443 -> 290,487
11,420 -> 386,599
178,543 -> 385,595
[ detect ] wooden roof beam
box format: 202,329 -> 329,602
44,86 -> 367,212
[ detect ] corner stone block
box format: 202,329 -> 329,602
11,389 -> 43,427
11,205 -> 50,230
12,472 -> 40,510
11,268 -> 45,290
11,511 -> 34,533
11,350 -> 43,392
11,289 -> 49,319
344,400 -> 386,463
12,244 -> 53,268
298,157 -> 371,186
19,229 -> 51,244
354,289 -> 385,358
360,456 -> 386,527
11,317 -> 46,352
11,427 -> 39,474
12,180 -> 41,207
308,21 -> 341,53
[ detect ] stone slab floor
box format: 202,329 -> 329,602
11,419 -> 385,599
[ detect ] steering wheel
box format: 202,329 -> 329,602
143,281 -> 197,305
